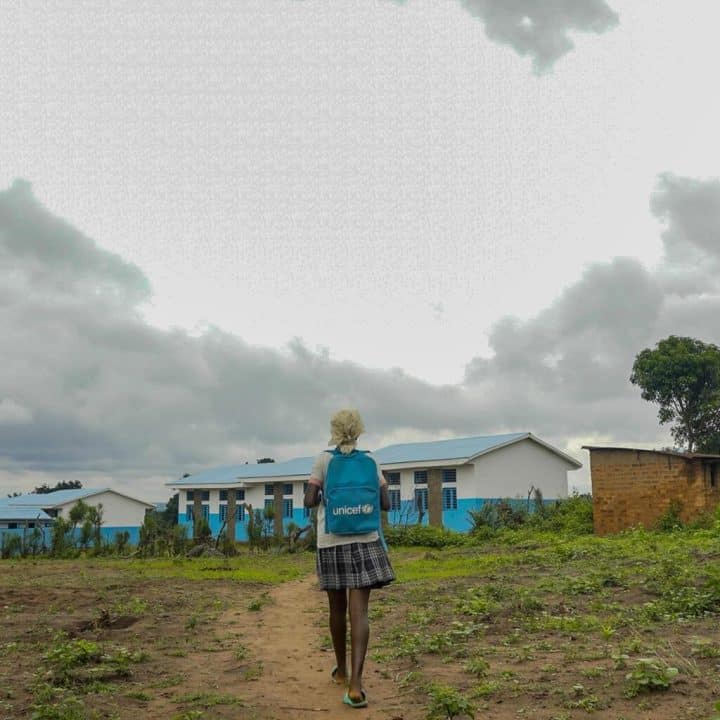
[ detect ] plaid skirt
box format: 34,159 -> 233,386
316,539 -> 395,590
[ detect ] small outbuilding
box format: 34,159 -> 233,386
584,446 -> 720,535
5,488 -> 155,544
0,502 -> 53,548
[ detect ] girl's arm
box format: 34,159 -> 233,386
304,481 -> 321,508
379,482 -> 390,512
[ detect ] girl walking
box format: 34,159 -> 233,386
304,409 -> 395,708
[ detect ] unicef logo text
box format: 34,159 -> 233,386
331,504 -> 374,516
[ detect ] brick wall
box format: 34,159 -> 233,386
589,448 -> 720,535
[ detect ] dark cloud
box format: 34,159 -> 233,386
651,173 -> 720,266
3,173 -> 719,494
463,173 -> 720,444
0,180 -> 151,305
392,0 -> 619,72
459,0 -> 619,72
0,182 -> 481,478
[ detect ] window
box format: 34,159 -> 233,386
219,490 -> 228,502
414,470 -> 428,485
415,488 -> 428,512
283,483 -> 293,496
283,499 -> 293,518
442,486 -> 458,510
442,469 -> 456,483
264,484 -> 274,497
237,489 -> 245,501
264,498 -> 274,511
185,503 -> 210,522
220,504 -> 227,521
185,504 -> 209,521
385,472 -> 400,486
389,489 -> 401,511
8,522 -> 17,529
186,490 -> 193,501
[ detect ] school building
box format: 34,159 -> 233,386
168,433 -> 582,540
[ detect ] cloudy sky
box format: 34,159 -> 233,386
1,0 -> 719,500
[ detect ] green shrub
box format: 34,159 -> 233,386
624,658 -> 678,697
426,682 -> 475,719
114,531 -> 131,554
654,500 -> 684,532
49,518 -> 74,557
468,500 -> 528,533
384,525 -> 467,548
528,493 -> 594,535
1,533 -> 22,559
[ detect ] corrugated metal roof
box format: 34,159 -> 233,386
172,457 -> 316,486
372,433 -> 529,464
5,488 -> 155,508
0,503 -> 52,521
166,432 -> 581,487
5,488 -> 108,507
582,445 -> 720,460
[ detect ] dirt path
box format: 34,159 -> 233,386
143,575 -> 425,720
232,574 -> 414,719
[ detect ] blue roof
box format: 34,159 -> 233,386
173,457 -> 316,486
371,433 -> 530,464
0,502 -> 52,521
5,488 -> 109,507
167,433 -> 581,487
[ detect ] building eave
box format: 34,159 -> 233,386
582,445 -> 720,461
377,458 -> 471,471
469,433 -> 583,469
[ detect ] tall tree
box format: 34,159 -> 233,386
630,335 -> 720,452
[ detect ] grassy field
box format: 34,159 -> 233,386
2,528 -> 720,719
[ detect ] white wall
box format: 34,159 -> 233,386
470,439 -> 570,499
57,492 -> 151,526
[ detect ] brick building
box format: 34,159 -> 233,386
584,446 -> 720,535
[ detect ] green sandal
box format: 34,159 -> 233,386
343,690 -> 368,708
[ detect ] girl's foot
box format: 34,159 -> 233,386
331,665 -> 348,684
343,689 -> 368,708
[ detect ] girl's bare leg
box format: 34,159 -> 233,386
348,587 -> 371,700
327,589 -> 348,681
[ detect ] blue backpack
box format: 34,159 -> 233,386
323,448 -> 381,536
